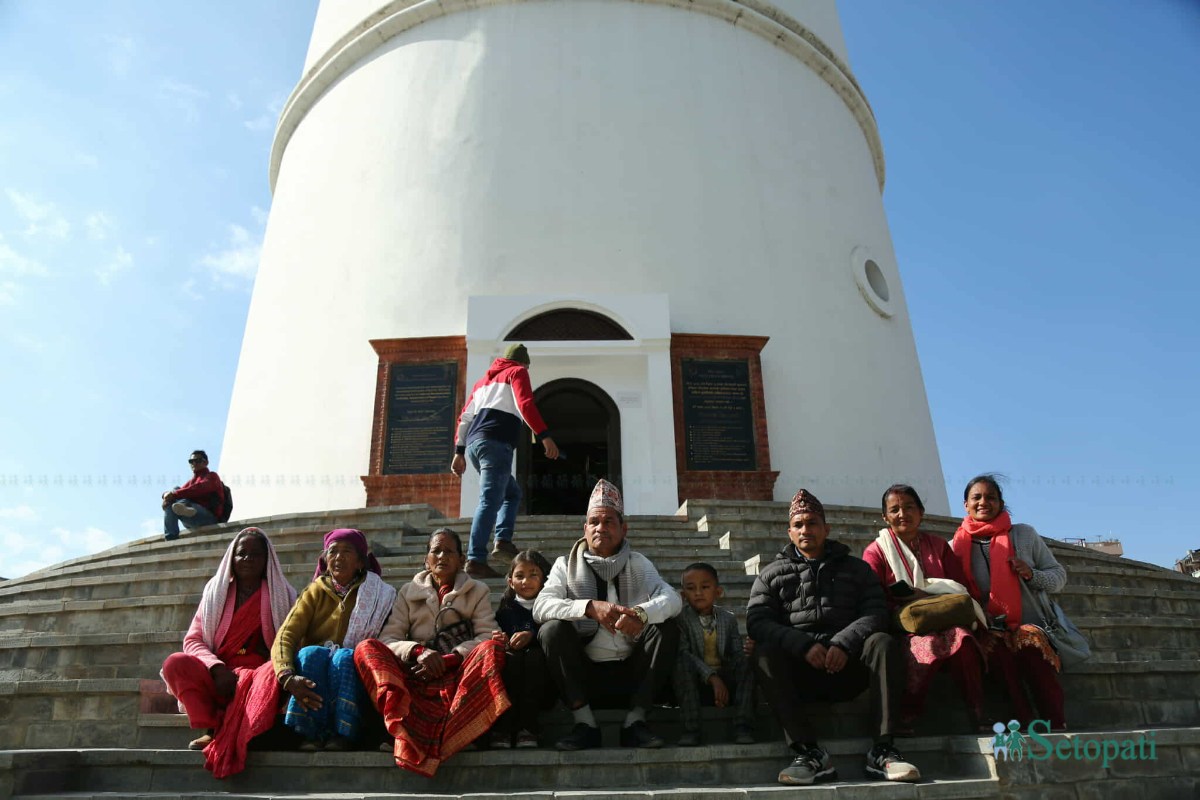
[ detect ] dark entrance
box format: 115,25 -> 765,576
518,379 -> 621,515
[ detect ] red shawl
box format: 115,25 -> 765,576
950,510 -> 1022,630
203,587 -> 279,779
214,586 -> 268,668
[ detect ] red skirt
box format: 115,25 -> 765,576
355,639 -> 510,777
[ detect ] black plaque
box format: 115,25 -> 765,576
681,359 -> 757,471
383,362 -> 459,475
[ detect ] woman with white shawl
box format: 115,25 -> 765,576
862,485 -> 989,734
268,528 -> 397,753
162,526 -> 296,750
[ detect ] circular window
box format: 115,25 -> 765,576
864,260 -> 889,303
850,248 -> 894,318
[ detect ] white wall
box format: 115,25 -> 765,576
221,0 -> 948,520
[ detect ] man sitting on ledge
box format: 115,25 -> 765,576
162,450 -> 225,541
534,479 -> 681,750
748,488 -> 920,786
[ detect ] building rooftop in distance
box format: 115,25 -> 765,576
1061,537 -> 1124,557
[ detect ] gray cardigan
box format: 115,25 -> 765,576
968,523 -> 1067,625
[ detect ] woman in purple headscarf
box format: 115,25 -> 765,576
269,529 -> 397,751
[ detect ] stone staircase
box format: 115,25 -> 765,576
1,501 -> 1198,799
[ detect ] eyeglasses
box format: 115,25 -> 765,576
188,458 -> 205,464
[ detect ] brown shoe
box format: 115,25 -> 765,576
188,731 -> 214,750
466,560 -> 502,580
492,539 -> 520,560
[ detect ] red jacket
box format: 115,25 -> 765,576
454,358 -> 550,453
174,469 -> 225,518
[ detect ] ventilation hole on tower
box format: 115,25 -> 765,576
865,260 -> 889,302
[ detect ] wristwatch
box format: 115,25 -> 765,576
633,606 -> 648,624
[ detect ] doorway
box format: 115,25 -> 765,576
518,379 -> 621,515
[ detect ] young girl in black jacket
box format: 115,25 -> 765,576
491,550 -> 555,748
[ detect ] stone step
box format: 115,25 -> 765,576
4,659 -> 1198,751
1,737 -> 1000,798
6,576 -> 1196,650
7,783 -> 1006,800
5,613 -> 1199,684
6,727 -> 1199,799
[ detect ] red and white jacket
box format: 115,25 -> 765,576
454,358 -> 550,453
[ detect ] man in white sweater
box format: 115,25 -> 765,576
534,479 -> 682,750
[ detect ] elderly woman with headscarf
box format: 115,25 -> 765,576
270,528 -> 397,752
161,527 -> 296,751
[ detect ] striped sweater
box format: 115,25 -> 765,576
454,357 -> 550,453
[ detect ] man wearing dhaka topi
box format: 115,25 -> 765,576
534,479 -> 682,751
747,488 -> 921,786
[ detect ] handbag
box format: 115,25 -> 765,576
897,593 -> 977,635
425,605 -> 475,655
1034,592 -> 1091,669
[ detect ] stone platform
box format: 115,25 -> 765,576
1,501 -> 1198,799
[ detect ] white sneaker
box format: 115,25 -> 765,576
171,501 -> 197,518
865,743 -> 921,782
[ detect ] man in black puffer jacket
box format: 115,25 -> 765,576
747,488 -> 919,786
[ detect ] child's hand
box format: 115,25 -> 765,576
743,638 -> 755,657
509,630 -> 533,651
491,629 -> 508,646
708,674 -> 730,708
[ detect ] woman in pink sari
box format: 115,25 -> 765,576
160,527 -> 296,750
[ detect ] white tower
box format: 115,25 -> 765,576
220,0 -> 949,519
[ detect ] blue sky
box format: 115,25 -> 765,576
1,1 -> 1197,578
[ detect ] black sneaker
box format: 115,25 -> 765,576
555,723 -> 601,751
777,744 -> 836,785
865,742 -> 921,782
618,720 -> 664,748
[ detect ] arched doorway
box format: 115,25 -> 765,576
517,379 -> 621,515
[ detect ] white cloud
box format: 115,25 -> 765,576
72,151 -> 100,169
5,189 -> 70,240
95,245 -> 133,286
0,234 -> 47,276
0,280 -> 17,306
105,34 -> 135,77
0,504 -> 38,521
243,93 -> 286,133
0,520 -> 63,579
158,79 -> 208,123
227,92 -> 243,110
199,207 -> 266,288
85,212 -> 113,241
51,526 -> 116,554
10,333 -> 49,352
181,278 -> 204,300
140,517 -> 160,538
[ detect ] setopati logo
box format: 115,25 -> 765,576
990,720 -> 1157,768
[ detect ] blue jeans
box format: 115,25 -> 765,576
163,500 -> 217,539
466,438 -> 520,563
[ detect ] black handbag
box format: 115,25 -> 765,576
425,605 -> 475,654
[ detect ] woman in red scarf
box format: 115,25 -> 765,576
950,475 -> 1068,730
160,527 -> 296,750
